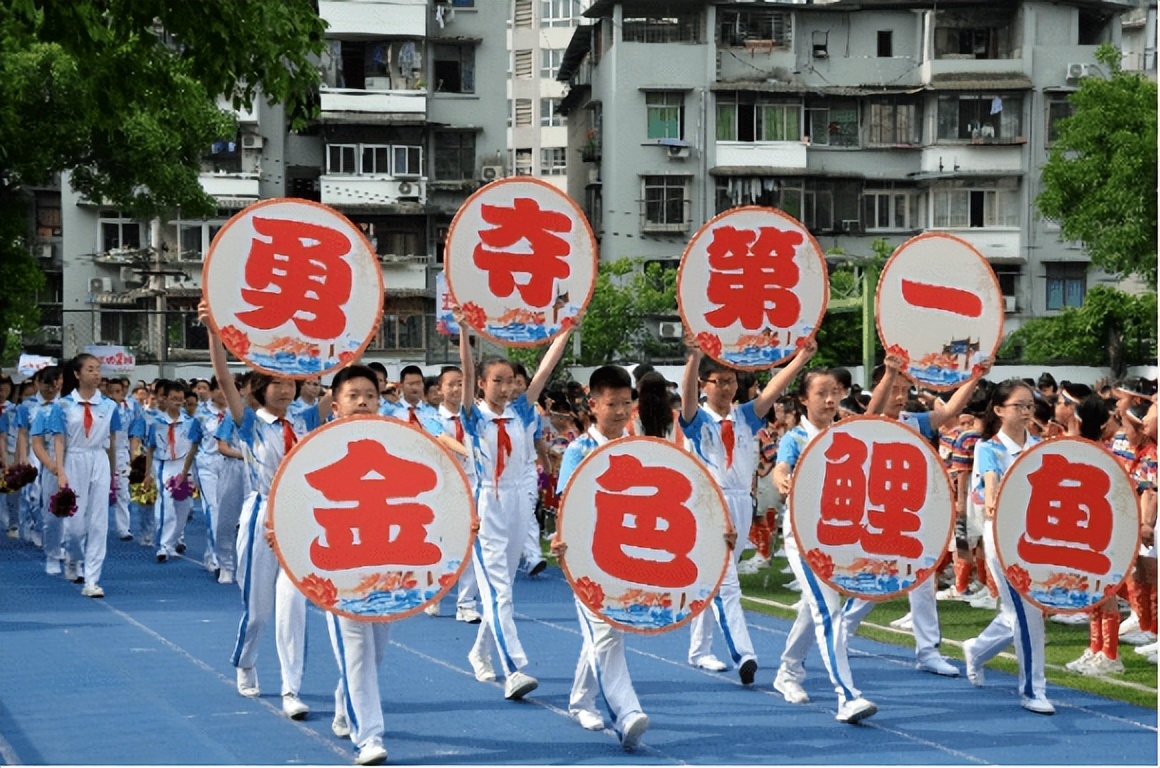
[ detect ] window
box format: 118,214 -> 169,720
541,48 -> 564,78
328,144 -> 358,174
623,13 -> 702,44
393,145 -> 423,176
933,26 -> 1010,59
806,102 -> 859,147
717,8 -> 792,48
515,98 -> 533,127
541,147 -> 567,175
514,0 -> 532,27
540,98 -> 564,127
931,188 -> 1019,228
1045,263 -> 1086,310
99,212 -> 143,253
646,92 -> 684,140
642,176 -> 690,231
514,49 -> 533,79
863,190 -> 919,230
1046,94 -> 1075,144
992,265 -> 1021,298
877,31 -> 893,57
37,200 -> 61,238
375,314 -> 425,350
867,101 -> 920,145
717,94 -> 801,141
541,0 -> 581,27
361,145 -> 390,175
434,132 -> 476,181
514,148 -> 533,176
936,94 -> 1023,141
433,44 -> 474,93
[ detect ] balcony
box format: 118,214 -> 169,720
198,173 -> 260,203
937,229 -> 1023,263
319,88 -> 426,123
714,141 -> 807,172
318,0 -> 425,38
917,146 -> 1023,177
319,176 -> 428,208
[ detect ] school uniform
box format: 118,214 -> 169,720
192,401 -> 229,571
680,402 -> 759,675
109,399 -> 136,539
212,413 -> 246,582
26,403 -> 62,571
436,403 -> 480,616
145,411 -> 202,558
230,406 -> 318,699
557,427 -> 647,742
965,429 -> 1050,711
15,394 -> 51,545
38,392 -> 120,590
519,409 -> 546,573
0,403 -> 14,534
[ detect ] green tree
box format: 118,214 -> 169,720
1000,285 -> 1156,375
1037,44 -> 1158,283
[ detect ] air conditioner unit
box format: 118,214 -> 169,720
666,145 -> 690,160
37,243 -> 54,260
364,76 -> 392,90
658,321 -> 683,339
42,325 -> 62,342
841,219 -> 861,233
89,277 -> 113,293
241,134 -> 264,149
1066,62 -> 1090,80
120,266 -> 143,285
1003,295 -> 1017,313
479,165 -> 503,182
397,181 -> 415,196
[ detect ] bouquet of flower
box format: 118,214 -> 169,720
166,474 -> 194,501
3,463 -> 38,492
49,486 -> 78,518
130,482 -> 157,506
128,454 -> 146,485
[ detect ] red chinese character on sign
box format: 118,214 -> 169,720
900,280 -> 984,318
237,217 -> 353,339
1018,454 -> 1113,574
704,225 -> 801,330
473,198 -> 572,308
817,434 -> 924,559
592,453 -> 698,588
304,439 -> 441,571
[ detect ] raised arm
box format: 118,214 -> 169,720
929,358 -> 991,432
752,339 -> 817,419
526,325 -> 575,406
867,351 -> 905,416
455,308 -> 475,409
680,340 -> 703,425
201,300 -> 245,425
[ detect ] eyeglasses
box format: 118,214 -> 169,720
1003,402 -> 1035,412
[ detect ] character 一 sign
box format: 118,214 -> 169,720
268,416 -> 476,622
202,198 -> 384,378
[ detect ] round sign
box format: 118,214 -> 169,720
789,415 -> 955,600
993,437 -> 1140,614
444,177 -> 596,347
677,206 -> 828,371
556,436 -> 731,633
268,415 -> 476,622
202,198 -> 384,378
876,232 -> 1002,391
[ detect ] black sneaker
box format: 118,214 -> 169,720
175,541 -> 186,554
119,533 -> 134,542
528,560 -> 547,577
157,554 -> 168,563
739,659 -> 757,686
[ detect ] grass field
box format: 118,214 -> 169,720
736,554 -> 1160,710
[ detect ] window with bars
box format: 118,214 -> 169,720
541,147 -> 567,175
717,8 -> 791,47
434,132 -> 476,181
936,94 -> 1023,141
1046,95 -> 1075,145
931,188 -> 1019,228
1045,263 -> 1087,310
541,0 -> 582,27
806,103 -> 859,147
716,95 -> 801,141
642,176 -> 690,231
866,101 -> 920,145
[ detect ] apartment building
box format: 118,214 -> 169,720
556,0 -> 1152,342
47,0 -> 508,368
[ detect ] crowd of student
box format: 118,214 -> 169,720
0,316 -> 1155,763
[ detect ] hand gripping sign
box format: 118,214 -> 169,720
556,437 -> 731,633
994,437 -> 1140,614
678,206 -> 828,370
876,233 -> 1003,391
268,415 -> 476,621
444,177 -> 596,347
789,416 -> 955,600
202,199 -> 384,378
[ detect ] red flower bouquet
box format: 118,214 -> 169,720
49,486 -> 78,518
165,474 -> 195,501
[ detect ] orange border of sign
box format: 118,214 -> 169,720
676,205 -> 830,372
555,436 -> 733,635
874,231 -> 1003,392
267,414 -> 478,623
443,176 -> 598,348
993,436 -> 1142,615
201,198 -> 386,380
788,414 -> 956,602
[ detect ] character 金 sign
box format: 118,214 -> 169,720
678,206 -> 828,371
202,199 -> 384,378
556,437 -> 731,633
790,416 -> 954,600
268,416 -> 475,621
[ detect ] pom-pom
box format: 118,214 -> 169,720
165,474 -> 194,501
3,463 -> 38,492
49,486 -> 78,518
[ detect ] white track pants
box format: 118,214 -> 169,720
688,489 -> 756,667
327,614 -> 389,750
61,448 -> 110,586
570,599 -> 643,735
471,483 -> 528,678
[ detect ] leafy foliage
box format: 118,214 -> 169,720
1000,285 -> 1156,374
1038,44 -> 1158,283
0,199 -> 47,364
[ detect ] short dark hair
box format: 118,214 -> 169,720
247,373 -> 300,406
399,364 -> 424,382
832,367 -> 853,390
1037,372 -> 1057,389
156,379 -> 188,398
367,362 -> 389,377
697,356 -> 735,381
588,365 -> 632,396
331,365 -> 380,398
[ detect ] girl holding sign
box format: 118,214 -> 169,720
962,379 -> 1053,715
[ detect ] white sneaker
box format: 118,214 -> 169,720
28,529 -> 42,548
331,711 -> 351,739
1119,614 -> 1141,636
836,697 -> 877,724
785,579 -> 802,592
619,711 -> 649,751
355,737 -> 388,766
572,709 -> 605,731
916,654 -> 959,677
468,651 -> 496,682
424,601 -> 441,617
1080,651 -> 1125,676
282,693 -> 309,720
503,671 -> 538,700
63,560 -> 79,583
45,559 -> 62,576
936,587 -> 967,601
963,637 -> 985,687
1133,641 -> 1159,656
889,612 -> 913,630
81,583 -> 105,598
217,568 -> 235,585
236,666 -> 260,698
1121,630 -> 1157,646
968,592 -> 998,611
691,655 -> 727,672
455,606 -> 482,624
1020,696 -> 1055,715
737,558 -> 760,575
773,672 -> 810,704
1066,648 -> 1097,672
1050,612 -> 1088,625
